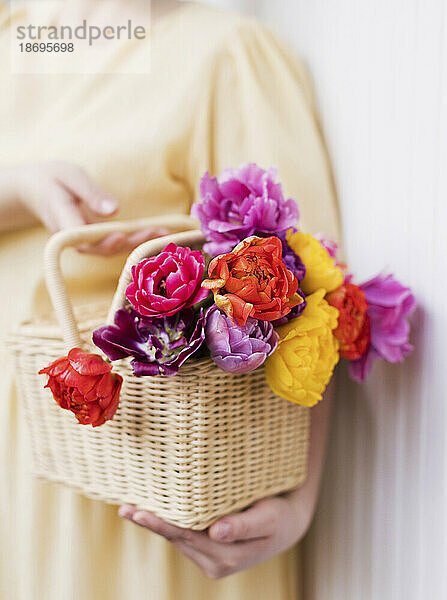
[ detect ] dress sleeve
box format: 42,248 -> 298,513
188,20 -> 341,243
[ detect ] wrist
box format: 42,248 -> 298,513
285,483 -> 318,538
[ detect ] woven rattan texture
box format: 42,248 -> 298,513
9,306 -> 310,530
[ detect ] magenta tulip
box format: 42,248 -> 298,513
126,243 -> 209,318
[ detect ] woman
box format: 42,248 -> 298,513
0,0 -> 340,598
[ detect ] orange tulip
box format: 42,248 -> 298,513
202,236 -> 304,326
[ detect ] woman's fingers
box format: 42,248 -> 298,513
120,506 -> 191,541
16,162 -> 118,232
17,167 -> 86,232
119,507 -> 223,557
51,189 -> 88,231
77,228 -> 169,255
125,227 -> 170,246
125,508 -> 206,545
119,504 -> 138,519
208,499 -> 278,543
77,232 -> 128,255
33,185 -> 86,233
52,162 -> 118,217
120,501 -> 276,546
118,504 -> 280,579
118,496 -> 305,579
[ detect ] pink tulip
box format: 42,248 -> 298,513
349,273 -> 415,382
126,243 -> 209,318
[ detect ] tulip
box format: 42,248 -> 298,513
126,243 -> 209,318
93,307 -> 206,376
191,164 -> 299,256
349,273 -> 415,382
326,283 -> 371,360
202,236 -> 304,326
205,306 -> 278,374
39,348 -> 122,427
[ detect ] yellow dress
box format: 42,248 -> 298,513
0,3 -> 340,599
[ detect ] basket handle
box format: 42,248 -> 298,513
44,214 -> 201,350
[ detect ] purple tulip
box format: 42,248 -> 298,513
276,230 -> 306,282
191,164 -> 299,257
349,273 -> 415,382
93,307 -> 206,376
205,306 -> 279,374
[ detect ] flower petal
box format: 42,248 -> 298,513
68,348 -> 112,376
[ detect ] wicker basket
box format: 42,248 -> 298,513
8,215 -> 310,530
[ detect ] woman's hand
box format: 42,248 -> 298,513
119,489 -> 312,579
0,162 -> 168,254
119,388 -> 333,579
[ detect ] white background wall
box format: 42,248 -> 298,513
200,1 -> 447,598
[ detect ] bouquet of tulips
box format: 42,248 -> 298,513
40,164 -> 415,427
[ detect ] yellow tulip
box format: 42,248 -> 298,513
265,290 -> 340,407
286,230 -> 343,295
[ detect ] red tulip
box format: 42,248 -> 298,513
326,283 -> 371,360
39,348 -> 122,427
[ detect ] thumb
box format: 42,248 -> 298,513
208,499 -> 277,543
